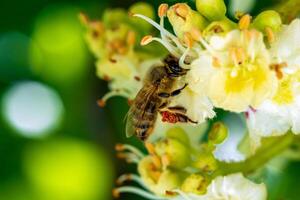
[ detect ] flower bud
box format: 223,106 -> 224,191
208,122 -> 228,144
196,0 -> 227,21
181,174 -> 209,195
155,138 -> 190,169
138,157 -> 184,196
129,2 -> 155,32
155,169 -> 185,196
193,152 -> 218,172
203,18 -> 236,37
167,3 -> 208,39
166,127 -> 190,147
252,10 -> 282,32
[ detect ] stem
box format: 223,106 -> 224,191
213,132 -> 295,177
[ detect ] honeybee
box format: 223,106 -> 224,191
126,54 -> 197,141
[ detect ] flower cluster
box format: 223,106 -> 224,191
83,0 -> 300,199
114,126 -> 266,200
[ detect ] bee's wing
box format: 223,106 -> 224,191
125,84 -> 157,138
125,107 -> 135,138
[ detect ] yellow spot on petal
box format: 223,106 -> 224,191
273,77 -> 294,105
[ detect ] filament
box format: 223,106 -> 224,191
134,14 -> 185,54
114,186 -> 168,200
151,37 -> 181,57
117,174 -> 148,189
116,144 -> 145,158
171,190 -> 193,200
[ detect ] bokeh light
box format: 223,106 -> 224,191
29,4 -> 90,85
23,138 -> 113,200
2,81 -> 64,137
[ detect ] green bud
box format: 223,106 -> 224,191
252,10 -> 282,32
196,0 -> 227,21
154,169 -> 185,195
102,9 -> 129,28
166,127 -> 190,147
167,3 -> 208,39
129,2 -> 155,32
208,122 -> 228,145
155,138 -> 190,169
203,17 -> 237,37
181,174 -> 209,195
193,152 -> 218,172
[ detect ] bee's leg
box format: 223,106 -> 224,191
174,112 -> 198,124
158,83 -> 188,98
159,101 -> 168,109
167,106 -> 187,114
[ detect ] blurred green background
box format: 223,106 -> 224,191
0,0 -> 299,200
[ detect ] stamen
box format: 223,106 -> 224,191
158,4 -> 169,18
115,143 -> 145,158
184,32 -> 194,48
161,154 -> 171,167
141,35 -> 153,46
145,142 -> 156,155
174,3 -> 188,20
190,28 -> 202,42
97,99 -> 106,107
239,14 -> 251,30
151,37 -> 181,57
113,187 -> 168,200
79,12 -> 89,25
127,31 -> 136,46
179,47 -> 191,69
117,152 -> 140,164
171,189 -> 192,200
212,57 -> 221,68
116,174 -> 148,188
134,14 -> 185,54
265,27 -> 275,43
100,90 -> 131,106
151,155 -> 162,169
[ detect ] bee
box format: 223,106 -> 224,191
126,54 -> 197,141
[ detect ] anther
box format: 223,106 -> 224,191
190,28 -> 202,41
151,155 -> 162,169
145,142 -> 156,155
183,32 -> 194,48
127,31 -> 136,45
97,99 -> 106,107
265,27 -> 275,43
116,174 -> 132,185
158,4 -> 169,18
115,144 -> 124,151
140,35 -> 153,46
239,14 -> 251,30
212,57 -> 221,68
161,154 -> 171,167
112,189 -> 120,198
174,3 -> 188,19
78,12 -> 89,25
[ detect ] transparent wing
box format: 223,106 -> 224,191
125,107 -> 135,138
124,84 -> 157,138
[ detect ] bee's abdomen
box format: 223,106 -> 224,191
131,100 -> 158,141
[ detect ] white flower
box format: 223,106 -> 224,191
188,29 -> 278,112
246,19 -> 300,150
187,173 -> 267,200
270,19 -> 300,74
